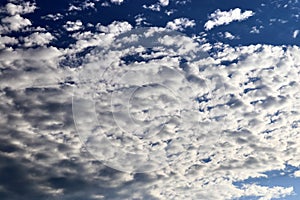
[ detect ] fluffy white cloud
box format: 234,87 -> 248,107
294,170 -> 300,177
0,2 -> 37,34
166,18 -> 196,30
143,0 -> 169,12
68,1 -> 95,11
5,1 -> 36,15
63,20 -> 84,32
23,32 -> 55,47
242,184 -> 293,200
1,14 -> 32,32
42,13 -> 63,21
250,26 -> 261,34
0,35 -> 18,49
96,21 -> 132,34
224,31 -> 235,39
110,0 -> 124,4
159,0 -> 169,6
143,4 -> 161,11
217,31 -> 237,40
204,8 -> 254,30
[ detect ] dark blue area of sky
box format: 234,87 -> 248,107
25,0 -> 300,49
233,165 -> 300,200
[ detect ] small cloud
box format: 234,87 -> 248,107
96,21 -> 132,34
143,4 -> 161,12
68,4 -> 82,11
224,31 -> 236,40
143,0 -> 169,12
250,26 -> 260,34
1,14 -> 32,32
159,0 -> 169,6
23,32 -> 55,47
166,18 -> 195,31
63,20 -> 84,32
42,13 -> 64,21
134,14 -> 147,26
5,2 -> 36,15
110,0 -> 124,5
293,30 -> 299,38
294,170 -> 300,177
204,8 -> 254,31
0,35 -> 18,49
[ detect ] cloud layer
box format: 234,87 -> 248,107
0,1 -> 299,200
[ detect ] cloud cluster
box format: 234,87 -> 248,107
23,32 -> 55,47
0,1 -> 57,50
0,1 -> 36,34
143,0 -> 170,12
166,18 -> 196,30
110,0 -> 124,5
63,20 -> 84,32
1,1 -> 300,200
204,8 -> 254,30
1,14 -> 32,32
4,1 -> 36,15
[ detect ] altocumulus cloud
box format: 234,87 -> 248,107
0,1 -> 300,200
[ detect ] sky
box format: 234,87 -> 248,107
0,0 -> 300,200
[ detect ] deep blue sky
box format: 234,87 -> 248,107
20,0 -> 300,48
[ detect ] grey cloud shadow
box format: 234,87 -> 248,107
0,85 -> 160,200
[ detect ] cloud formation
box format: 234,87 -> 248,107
63,20 -> 84,32
0,1 -> 300,200
166,18 -> 196,30
204,8 -> 254,30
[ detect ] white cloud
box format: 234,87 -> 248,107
143,4 -> 161,11
241,184 -> 293,200
159,0 -> 169,6
0,46 -> 62,61
68,4 -> 81,11
23,32 -> 55,47
166,18 -> 196,30
143,0 -> 169,12
134,14 -> 146,26
1,14 -> 32,32
223,31 -> 236,39
204,8 -> 254,30
0,35 -> 18,49
0,2 -> 38,34
110,0 -> 124,4
96,21 -> 132,34
42,13 -> 63,21
293,30 -> 299,38
63,20 -> 84,32
5,2 -> 36,15
68,1 -> 95,11
217,31 -> 237,40
294,170 -> 300,177
165,9 -> 176,16
250,26 -> 261,34
83,1 -> 95,9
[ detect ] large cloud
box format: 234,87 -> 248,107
0,1 -> 300,199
